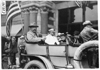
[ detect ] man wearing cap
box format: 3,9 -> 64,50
45,28 -> 60,45
26,23 -> 44,43
80,20 -> 98,42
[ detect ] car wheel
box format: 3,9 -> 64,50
24,60 -> 46,69
74,40 -> 98,68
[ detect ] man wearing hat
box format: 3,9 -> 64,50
80,20 -> 98,68
45,28 -> 60,45
26,23 -> 44,43
80,20 -> 98,42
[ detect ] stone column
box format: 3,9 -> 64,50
40,6 -> 49,35
54,9 -> 58,36
29,6 -> 38,25
22,8 -> 30,35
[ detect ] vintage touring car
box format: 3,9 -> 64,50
18,34 -> 98,69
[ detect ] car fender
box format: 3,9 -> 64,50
73,40 -> 98,68
37,56 -> 54,69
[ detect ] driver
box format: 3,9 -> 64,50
80,20 -> 98,42
80,20 -> 98,68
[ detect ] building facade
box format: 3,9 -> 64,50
1,1 -> 98,36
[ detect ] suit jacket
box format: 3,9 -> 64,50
27,30 -> 42,43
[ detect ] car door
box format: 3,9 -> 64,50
48,45 -> 68,68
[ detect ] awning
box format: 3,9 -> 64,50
1,24 -> 23,36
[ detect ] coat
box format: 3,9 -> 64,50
10,40 -> 18,54
26,30 -> 42,43
80,26 -> 98,42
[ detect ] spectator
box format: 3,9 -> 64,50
18,35 -> 25,47
1,36 -> 10,54
10,36 -> 18,65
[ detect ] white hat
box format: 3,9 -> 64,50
49,28 -> 55,32
83,20 -> 92,26
58,33 -> 61,36
20,35 -> 24,39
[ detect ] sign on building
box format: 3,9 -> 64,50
2,1 -> 6,14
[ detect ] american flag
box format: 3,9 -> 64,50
6,1 -> 21,36
75,1 -> 91,8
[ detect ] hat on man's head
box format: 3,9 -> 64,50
49,28 -> 55,32
29,22 -> 38,27
57,33 -> 62,36
60,33 -> 65,36
83,20 -> 92,26
20,35 -> 25,39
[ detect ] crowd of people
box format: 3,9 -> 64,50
2,36 -> 18,68
1,20 -> 98,68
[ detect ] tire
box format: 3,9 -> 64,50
73,40 -> 98,68
24,60 -> 46,69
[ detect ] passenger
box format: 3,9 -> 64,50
59,33 -> 66,45
73,31 -> 80,44
45,28 -> 60,45
74,31 -> 79,38
26,23 -> 45,43
80,20 -> 98,42
57,33 -> 62,42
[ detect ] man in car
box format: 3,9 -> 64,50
80,20 -> 98,42
80,20 -> 98,68
45,28 -> 60,45
26,22 -> 44,43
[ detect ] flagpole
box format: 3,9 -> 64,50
18,1 -> 24,36
81,3 -> 86,31
82,4 -> 86,22
20,14 -> 24,36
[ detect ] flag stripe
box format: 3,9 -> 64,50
7,6 -> 20,18
75,1 -> 90,8
9,4 -> 18,11
8,2 -> 18,10
75,1 -> 82,7
6,1 -> 21,36
6,19 -> 12,36
7,2 -> 20,18
6,10 -> 21,24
